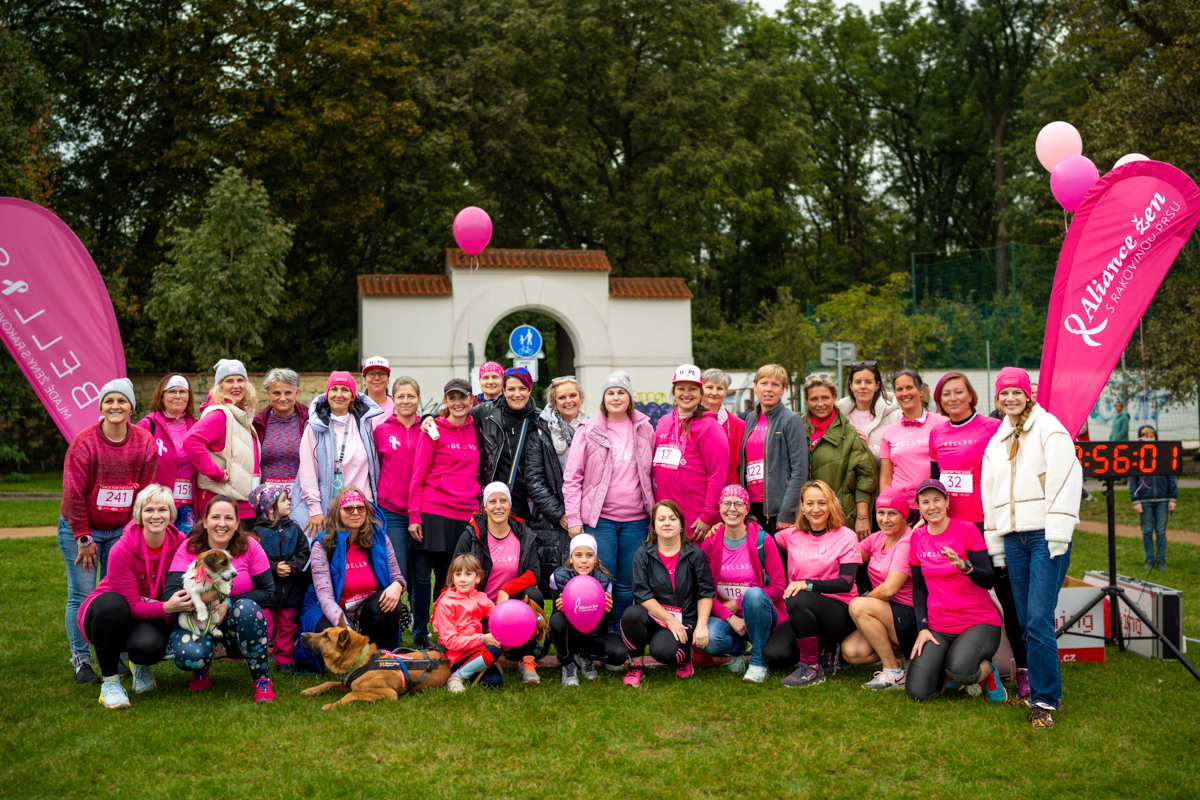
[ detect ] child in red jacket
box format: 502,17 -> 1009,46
435,554 -> 502,692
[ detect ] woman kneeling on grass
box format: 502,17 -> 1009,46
840,487 -> 917,690
164,495 -> 276,702
621,500 -> 716,687
905,479 -> 1005,703
696,485 -> 786,684
81,484 -> 192,709
772,480 -> 863,688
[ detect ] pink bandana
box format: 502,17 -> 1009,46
720,484 -> 750,505
340,490 -> 366,507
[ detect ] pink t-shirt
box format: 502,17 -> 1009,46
660,550 -> 679,590
744,415 -> 769,502
859,530 -> 913,606
909,519 -> 1001,634
483,533 -> 521,602
162,416 -> 194,482
169,537 -> 271,599
927,414 -> 1001,522
715,537 -> 758,604
600,416 -> 644,522
773,526 -> 861,606
880,412 -> 947,505
847,407 -> 874,434
340,543 -> 379,605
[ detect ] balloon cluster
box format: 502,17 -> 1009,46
1036,121 -> 1148,212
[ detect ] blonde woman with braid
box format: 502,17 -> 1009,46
981,367 -> 1082,729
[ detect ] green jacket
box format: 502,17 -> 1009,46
803,409 -> 878,520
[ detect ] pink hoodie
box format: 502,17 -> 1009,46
651,409 -> 729,528
699,520 -> 787,624
407,415 -> 481,524
77,520 -> 187,640
182,400 -> 261,519
136,412 -> 197,506
373,415 -> 422,516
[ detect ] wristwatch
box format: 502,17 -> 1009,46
77,535 -> 94,548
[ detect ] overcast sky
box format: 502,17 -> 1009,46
755,0 -> 882,15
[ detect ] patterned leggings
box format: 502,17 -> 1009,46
170,598 -> 270,680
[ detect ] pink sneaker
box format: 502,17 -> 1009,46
253,676 -> 276,703
623,664 -> 644,688
676,660 -> 694,679
189,669 -> 212,693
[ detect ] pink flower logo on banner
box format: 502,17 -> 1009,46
1039,161 -> 1200,438
0,199 -> 126,441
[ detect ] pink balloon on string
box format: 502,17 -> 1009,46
1035,121 -> 1083,172
489,599 -> 535,647
1050,155 -> 1100,212
562,575 -> 606,634
452,207 -> 493,256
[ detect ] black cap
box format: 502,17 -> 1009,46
444,378 -> 472,397
915,478 -> 948,498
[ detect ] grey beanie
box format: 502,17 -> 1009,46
602,370 -> 633,399
213,359 -> 248,384
98,377 -> 135,410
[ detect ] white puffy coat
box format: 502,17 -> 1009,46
981,404 -> 1083,566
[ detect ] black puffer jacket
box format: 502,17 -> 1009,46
630,541 -> 716,628
451,513 -> 542,595
524,422 -> 564,529
470,398 -> 555,520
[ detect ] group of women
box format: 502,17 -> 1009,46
60,357 -> 1081,728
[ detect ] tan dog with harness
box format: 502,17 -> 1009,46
300,626 -> 451,709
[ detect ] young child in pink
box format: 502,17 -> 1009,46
436,554 -> 502,692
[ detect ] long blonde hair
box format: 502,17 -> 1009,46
212,377 -> 258,412
1007,403 -> 1036,461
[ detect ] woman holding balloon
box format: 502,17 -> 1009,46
548,534 -> 628,685
451,482 -> 544,684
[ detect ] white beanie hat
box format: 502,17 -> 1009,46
98,378 -> 135,410
213,359 -> 248,384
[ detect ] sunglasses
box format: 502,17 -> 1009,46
850,360 -> 877,368
805,372 -> 834,383
550,375 -> 577,385
342,505 -> 367,515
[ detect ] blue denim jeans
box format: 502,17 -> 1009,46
1003,529 -> 1073,709
58,516 -> 125,666
586,516 -> 649,634
1139,500 -> 1168,561
380,509 -> 410,584
700,587 -> 778,667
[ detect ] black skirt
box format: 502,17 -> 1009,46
415,512 -> 470,555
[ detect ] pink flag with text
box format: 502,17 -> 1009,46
1039,161 -> 1200,438
0,198 -> 126,441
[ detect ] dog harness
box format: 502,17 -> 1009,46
341,644 -> 450,694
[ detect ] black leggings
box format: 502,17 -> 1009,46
784,592 -> 858,645
992,566 -> 1027,669
762,624 -> 803,671
83,592 -> 170,677
549,610 -> 628,666
906,623 -> 1002,702
620,604 -> 692,666
315,590 -> 401,652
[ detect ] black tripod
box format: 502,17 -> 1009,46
1055,477 -> 1200,683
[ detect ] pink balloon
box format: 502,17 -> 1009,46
1050,155 -> 1100,212
489,598 -> 535,647
562,575 -> 606,634
1036,121 -> 1083,172
452,206 -> 493,256
1114,153 -> 1149,169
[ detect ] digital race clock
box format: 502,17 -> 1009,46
1073,441 -> 1183,478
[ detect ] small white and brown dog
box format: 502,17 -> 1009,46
178,549 -> 238,637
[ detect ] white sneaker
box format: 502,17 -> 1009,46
575,654 -> 599,681
726,655 -> 747,674
446,674 -> 466,693
131,664 -> 156,694
604,657 -> 630,672
561,663 -> 580,686
861,668 -> 906,690
98,676 -> 130,709
743,664 -> 769,683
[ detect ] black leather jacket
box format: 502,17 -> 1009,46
524,422 -> 564,529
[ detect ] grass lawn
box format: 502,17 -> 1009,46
3,529 -> 1198,798
1079,487 -> 1200,531
0,500 -> 61,528
0,472 -> 63,494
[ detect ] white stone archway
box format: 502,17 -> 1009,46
358,249 -> 693,413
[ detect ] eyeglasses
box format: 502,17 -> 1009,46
850,360 -> 877,368
720,500 -> 747,510
550,375 -> 577,385
342,505 -> 367,515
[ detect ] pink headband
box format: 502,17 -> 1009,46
720,484 -> 750,505
479,361 -> 504,379
339,490 -> 366,507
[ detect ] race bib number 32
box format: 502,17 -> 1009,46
941,471 -> 974,494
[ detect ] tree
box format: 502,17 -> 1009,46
147,167 -> 293,368
0,24 -> 54,203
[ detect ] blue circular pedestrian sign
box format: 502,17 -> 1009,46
509,325 -> 542,358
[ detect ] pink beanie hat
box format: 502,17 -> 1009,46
875,486 -> 909,516
326,370 -> 356,395
995,366 -> 1032,400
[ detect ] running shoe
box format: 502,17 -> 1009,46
561,662 -> 579,686
189,668 -> 212,693
519,655 -> 540,684
446,674 -> 466,693
603,659 -> 628,673
1157,559 -> 1169,570
116,659 -> 132,678
861,668 -> 906,690
726,655 -> 747,674
943,677 -> 962,693
1029,704 -> 1055,728
818,645 -> 842,676
74,662 -> 100,685
131,664 -> 156,694
1145,558 -> 1155,570
781,663 -> 826,688
253,676 -> 276,703
98,676 -> 130,709
743,664 -> 769,684
691,648 -> 718,668
275,662 -> 295,674
574,654 -> 599,681
981,661 -> 1007,703
623,663 -> 644,688
675,659 -> 694,679
1015,667 -> 1030,701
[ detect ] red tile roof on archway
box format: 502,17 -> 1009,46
358,274 -> 452,297
445,248 -> 612,271
608,277 -> 693,299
